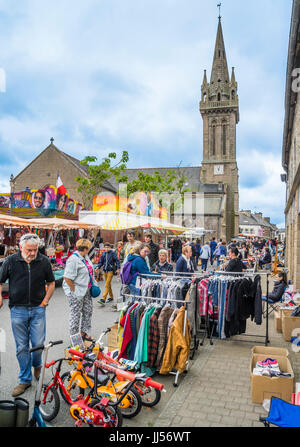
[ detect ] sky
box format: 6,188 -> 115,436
0,0 -> 293,227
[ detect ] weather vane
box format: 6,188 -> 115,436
217,3 -> 222,19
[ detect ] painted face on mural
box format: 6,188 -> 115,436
33,192 -> 45,208
57,194 -> 66,211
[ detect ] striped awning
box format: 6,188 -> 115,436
79,211 -> 187,234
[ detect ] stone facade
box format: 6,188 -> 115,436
282,0 -> 300,291
200,18 -> 240,241
13,142 -> 115,209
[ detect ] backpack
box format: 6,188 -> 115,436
120,260 -> 138,285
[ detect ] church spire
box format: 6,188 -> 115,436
210,18 -> 230,89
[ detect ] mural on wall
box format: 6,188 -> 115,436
93,191 -> 168,220
0,185 -> 82,219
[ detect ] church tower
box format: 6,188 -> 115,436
200,16 -> 240,240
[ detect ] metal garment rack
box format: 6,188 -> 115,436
123,292 -> 191,387
207,271 -> 271,346
137,272 -> 212,360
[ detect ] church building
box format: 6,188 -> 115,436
12,16 -> 240,241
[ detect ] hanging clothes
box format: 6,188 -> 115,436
146,306 -> 162,368
155,305 -> 174,368
160,306 -> 191,375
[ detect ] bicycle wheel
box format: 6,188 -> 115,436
119,387 -> 142,418
89,400 -> 123,427
60,371 -> 85,404
40,385 -> 60,422
135,381 -> 161,407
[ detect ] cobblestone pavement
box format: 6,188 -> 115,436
154,275 -> 300,427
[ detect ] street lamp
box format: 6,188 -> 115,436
10,174 -> 15,216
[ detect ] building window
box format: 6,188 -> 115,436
218,93 -> 221,101
222,124 -> 226,155
211,125 -> 216,156
232,90 -> 235,100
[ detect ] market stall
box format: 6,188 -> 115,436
0,214 -> 100,289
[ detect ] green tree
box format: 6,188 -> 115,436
75,152 -> 190,210
75,151 -> 129,207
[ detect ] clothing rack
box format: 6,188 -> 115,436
138,272 -> 211,360
123,293 -> 191,387
203,271 -> 271,347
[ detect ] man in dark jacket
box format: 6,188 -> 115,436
0,234 -> 55,397
144,233 -> 159,268
96,243 -> 120,306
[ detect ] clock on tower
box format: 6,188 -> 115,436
214,164 -> 224,175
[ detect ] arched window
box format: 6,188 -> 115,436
211,122 -> 216,156
231,90 -> 235,100
203,92 -> 207,103
222,124 -> 227,155
218,93 -> 221,101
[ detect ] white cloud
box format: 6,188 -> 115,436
0,0 -> 291,226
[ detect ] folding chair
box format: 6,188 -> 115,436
259,397 -> 300,427
262,287 -> 287,319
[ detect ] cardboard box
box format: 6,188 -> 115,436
107,324 -> 119,352
282,309 -> 300,342
251,346 -> 288,357
274,310 -> 282,333
250,354 -> 294,404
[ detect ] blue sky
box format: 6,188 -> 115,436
0,0 -> 293,227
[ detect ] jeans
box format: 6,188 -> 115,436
10,306 -> 46,385
201,259 -> 208,271
129,283 -> 141,298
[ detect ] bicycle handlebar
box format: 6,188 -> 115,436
68,349 -> 164,390
29,344 -> 44,353
29,340 -> 63,353
144,377 -> 164,391
68,348 -> 86,359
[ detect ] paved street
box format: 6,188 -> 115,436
1,275 -> 299,427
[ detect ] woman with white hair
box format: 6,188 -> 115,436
63,239 -> 98,342
151,249 -> 173,273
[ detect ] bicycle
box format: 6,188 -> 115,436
67,348 -> 164,427
41,347 -> 141,420
27,339 -> 64,427
40,350 -> 123,427
76,329 -> 162,407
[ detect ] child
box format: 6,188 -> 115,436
96,243 -> 120,306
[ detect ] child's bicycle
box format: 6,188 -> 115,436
72,329 -> 162,408
67,348 -> 164,427
28,339 -> 64,427
40,345 -> 141,420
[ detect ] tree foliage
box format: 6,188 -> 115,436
75,152 -> 190,209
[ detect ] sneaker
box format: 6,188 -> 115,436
106,297 -> 114,303
12,383 -> 31,397
97,299 -> 106,306
257,358 -> 278,367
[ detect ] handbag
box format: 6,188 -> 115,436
73,253 -> 101,298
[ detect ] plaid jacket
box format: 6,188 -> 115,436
146,307 -> 162,368
198,278 -> 213,316
155,306 -> 174,368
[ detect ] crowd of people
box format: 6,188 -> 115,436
0,227 -> 287,399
